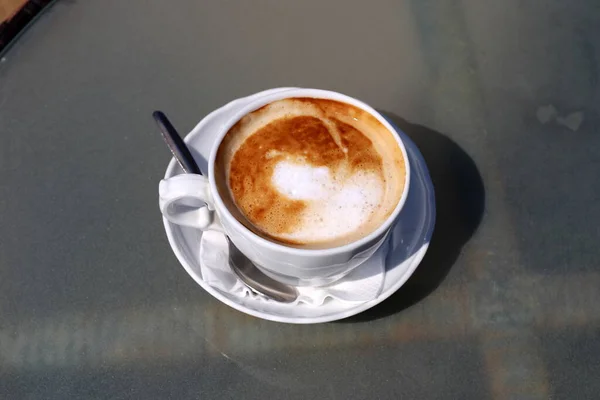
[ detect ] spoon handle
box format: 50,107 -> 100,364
153,110 -> 202,175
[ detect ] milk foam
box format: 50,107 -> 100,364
272,161 -> 383,243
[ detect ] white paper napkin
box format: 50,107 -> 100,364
199,231 -> 386,306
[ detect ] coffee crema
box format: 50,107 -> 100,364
215,98 -> 406,249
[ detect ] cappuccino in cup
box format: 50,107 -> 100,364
215,98 -> 406,249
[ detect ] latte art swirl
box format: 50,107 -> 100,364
215,98 -> 405,249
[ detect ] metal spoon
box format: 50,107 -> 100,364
153,110 -> 298,303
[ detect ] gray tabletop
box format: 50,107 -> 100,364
1,1 -> 599,399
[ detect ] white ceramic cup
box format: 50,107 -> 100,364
159,88 -> 410,287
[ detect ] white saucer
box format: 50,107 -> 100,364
162,88 -> 436,324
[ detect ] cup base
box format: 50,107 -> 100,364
255,262 -> 360,287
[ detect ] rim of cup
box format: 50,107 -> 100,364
202,88 -> 411,256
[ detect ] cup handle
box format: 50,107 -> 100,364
159,174 -> 224,232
